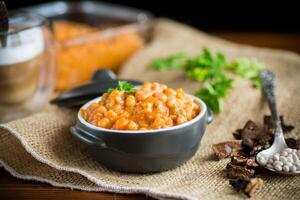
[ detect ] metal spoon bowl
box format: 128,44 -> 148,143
256,70 -> 300,175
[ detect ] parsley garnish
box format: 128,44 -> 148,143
225,58 -> 265,88
150,48 -> 265,113
195,78 -> 233,113
107,81 -> 136,93
151,52 -> 187,70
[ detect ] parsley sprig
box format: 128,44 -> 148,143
151,48 -> 265,113
151,52 -> 187,70
107,81 -> 136,93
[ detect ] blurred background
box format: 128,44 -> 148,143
6,0 -> 300,32
6,0 -> 300,54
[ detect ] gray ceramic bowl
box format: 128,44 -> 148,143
70,94 -> 213,173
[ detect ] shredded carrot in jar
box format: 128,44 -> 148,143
81,82 -> 201,131
53,21 -> 144,91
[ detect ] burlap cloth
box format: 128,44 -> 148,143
1,19 -> 300,200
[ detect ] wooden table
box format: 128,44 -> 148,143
1,32 -> 299,200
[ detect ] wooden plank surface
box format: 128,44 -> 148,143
1,32 -> 299,200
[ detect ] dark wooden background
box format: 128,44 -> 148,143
5,0 -> 300,32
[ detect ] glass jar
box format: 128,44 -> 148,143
0,11 -> 55,122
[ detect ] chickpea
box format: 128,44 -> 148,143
164,88 -> 176,97
152,82 -> 163,92
165,117 -> 174,126
176,115 -> 187,125
127,121 -> 139,130
155,93 -> 167,102
115,95 -> 124,104
80,109 -> 88,120
135,90 -> 143,101
167,98 -> 176,107
101,93 -> 109,101
138,120 -> 149,128
112,104 -> 123,114
88,103 -> 99,112
176,88 -> 184,98
152,117 -> 165,129
144,102 -> 153,113
125,95 -> 136,107
146,113 -> 156,121
106,110 -> 117,122
142,82 -> 152,91
161,84 -> 167,90
156,103 -> 169,114
113,118 -> 129,130
119,110 -> 130,118
95,105 -> 107,114
106,98 -> 115,107
88,112 -> 103,122
97,118 -> 111,128
170,114 -> 177,120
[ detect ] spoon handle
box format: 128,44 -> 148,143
260,70 -> 286,147
260,70 -> 280,122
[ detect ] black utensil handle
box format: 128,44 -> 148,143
70,126 -> 107,149
0,1 -> 9,47
206,108 -> 213,124
92,69 -> 117,82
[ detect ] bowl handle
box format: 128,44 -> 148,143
206,108 -> 214,124
70,126 -> 107,149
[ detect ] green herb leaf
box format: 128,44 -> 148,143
107,81 -> 136,93
151,52 -> 187,70
226,58 -> 265,88
195,78 -> 233,113
150,48 -> 265,114
185,49 -> 226,81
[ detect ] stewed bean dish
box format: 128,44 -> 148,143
80,82 -> 200,130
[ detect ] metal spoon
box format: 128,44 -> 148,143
256,70 -> 299,174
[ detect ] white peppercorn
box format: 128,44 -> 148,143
292,154 -> 299,162
274,164 -> 282,171
283,165 -> 290,172
291,166 -> 297,173
281,151 -> 288,157
285,148 -> 293,153
259,148 -> 300,173
279,156 -> 287,163
287,157 -> 294,163
273,153 -> 280,161
258,156 -> 267,166
273,161 -> 283,166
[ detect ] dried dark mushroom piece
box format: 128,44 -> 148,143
240,120 -> 273,156
226,163 -> 255,180
286,138 -> 300,150
263,115 -> 275,135
229,179 -> 249,192
230,156 -> 259,169
264,115 -> 294,134
241,120 -> 262,149
244,178 -> 264,197
280,116 -> 295,133
230,178 -> 264,197
233,129 -> 242,139
213,115 -> 294,198
212,140 -> 242,160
